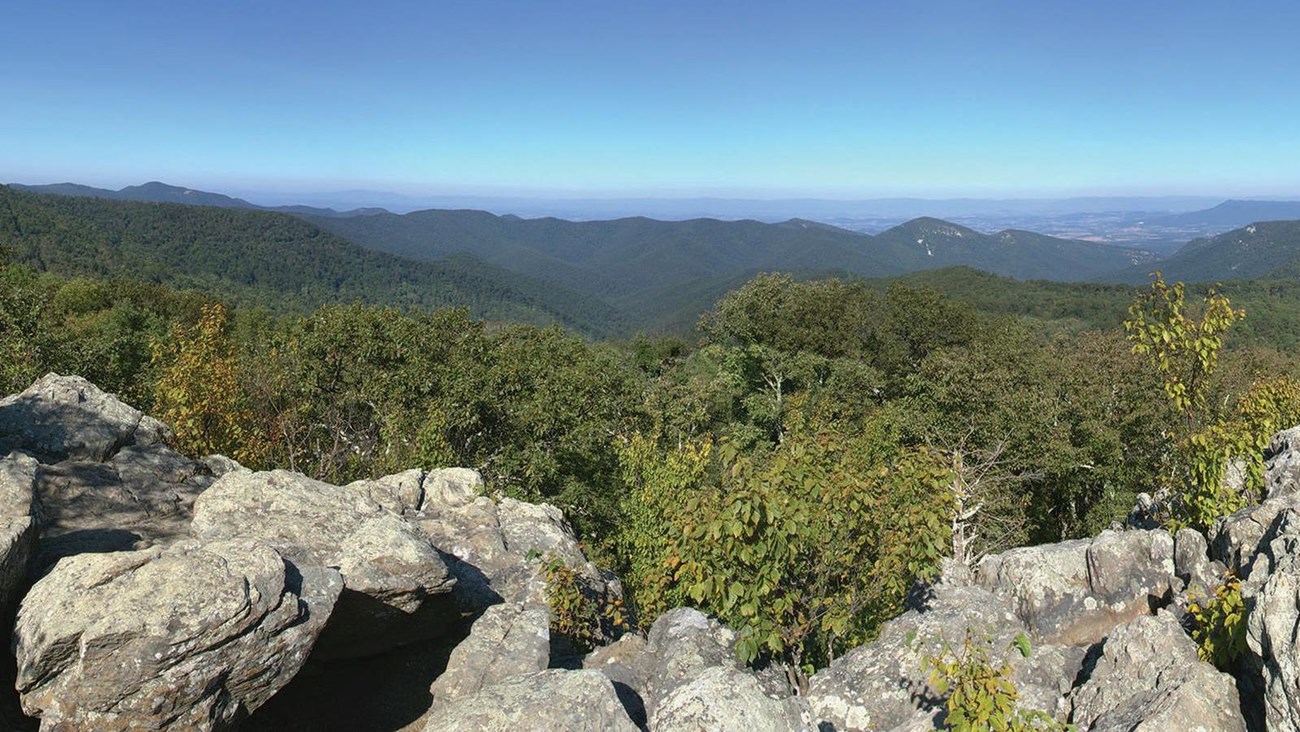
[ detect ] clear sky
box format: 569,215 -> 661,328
2,0 -> 1298,198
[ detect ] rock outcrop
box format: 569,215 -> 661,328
421,669 -> 639,732
1265,425 -> 1300,498
1246,507 -> 1300,729
429,602 -> 550,703
975,529 -> 1178,646
652,665 -> 808,732
806,571 -> 1079,730
413,473 -> 619,619
0,374 -> 168,462
582,607 -> 809,730
1070,611 -> 1244,732
0,452 -> 38,616
33,442 -> 217,573
191,469 -> 456,658
7,373 -> 1300,732
14,539 -> 340,731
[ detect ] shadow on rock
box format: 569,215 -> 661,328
244,621 -> 474,732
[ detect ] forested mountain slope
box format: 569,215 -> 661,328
302,208 -> 1153,298
11,181 -> 383,217
0,186 -> 623,336
1108,220 -> 1300,284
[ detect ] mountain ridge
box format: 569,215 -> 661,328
0,185 -> 623,336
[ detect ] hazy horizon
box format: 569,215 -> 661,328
4,1 -> 1299,199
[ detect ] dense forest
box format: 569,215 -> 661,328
5,223 -> 1300,682
0,186 -> 623,337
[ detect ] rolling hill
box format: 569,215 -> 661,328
302,209 -> 1154,300
1109,220 -> 1300,284
1150,200 -> 1300,230
0,186 -> 623,337
10,181 -> 382,218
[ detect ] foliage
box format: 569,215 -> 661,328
1124,274 -> 1300,530
151,303 -> 247,458
614,431 -> 712,621
0,266 -> 47,395
1124,272 -> 1243,426
1187,574 -> 1249,670
541,554 -> 629,653
665,406 -> 953,682
923,629 -> 1072,732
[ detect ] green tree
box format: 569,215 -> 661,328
1124,272 -> 1243,428
665,405 -> 953,687
151,302 -> 247,458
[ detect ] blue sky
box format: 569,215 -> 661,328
2,0 -> 1298,197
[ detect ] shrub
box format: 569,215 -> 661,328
1187,574 -> 1248,670
922,628 -> 1071,732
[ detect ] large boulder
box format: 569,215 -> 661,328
640,607 -> 746,711
651,665 -> 811,732
430,603 -> 550,703
1265,425 -> 1300,498
190,469 -> 455,658
14,539 -> 341,731
1211,492 -> 1300,580
583,608 -> 806,729
976,529 -> 1177,646
422,669 -> 638,732
345,467 -> 426,516
33,442 -> 217,573
0,374 -> 168,462
807,571 -> 1078,731
423,467 -> 483,508
0,452 -> 38,616
1245,507 -> 1300,728
413,472 -> 618,618
1069,611 -> 1244,731
1173,527 -> 1225,596
583,633 -> 652,726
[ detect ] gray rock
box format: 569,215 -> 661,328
33,442 -> 216,572
0,452 -> 38,616
430,603 -> 551,703
1265,425 -> 1300,498
422,669 -> 638,732
1174,527 -> 1225,595
976,529 -> 1176,646
413,477 -> 618,620
202,453 -> 247,478
641,607 -> 742,712
1210,492 -> 1300,579
1069,611 -> 1244,732
1245,507 -> 1300,729
807,575 -> 1076,731
191,469 -> 455,658
584,633 -> 652,726
0,373 -> 168,462
14,538 -> 341,731
499,497 -> 607,587
346,468 -> 426,516
582,608 -> 802,728
650,665 -> 812,732
423,467 -> 482,509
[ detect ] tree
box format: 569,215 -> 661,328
1124,272 -> 1242,429
151,303 -> 246,458
664,404 -> 953,688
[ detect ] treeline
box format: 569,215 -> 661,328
4,259 -> 1298,684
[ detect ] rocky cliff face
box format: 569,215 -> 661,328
0,373 -> 1297,730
